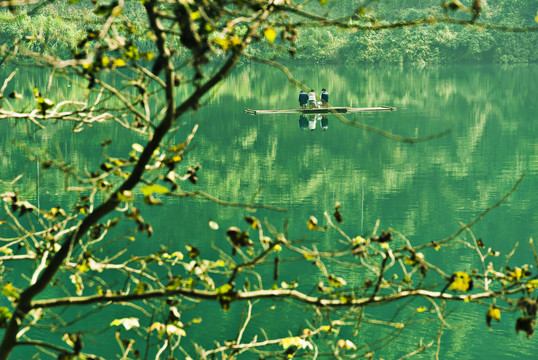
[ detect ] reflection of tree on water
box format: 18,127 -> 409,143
298,114 -> 328,131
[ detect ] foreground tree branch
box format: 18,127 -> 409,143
0,1 -> 536,359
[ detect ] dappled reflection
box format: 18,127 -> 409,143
2,63 -> 538,360
194,64 -> 538,246
298,114 -> 329,131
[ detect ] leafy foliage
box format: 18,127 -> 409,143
0,0 -> 537,359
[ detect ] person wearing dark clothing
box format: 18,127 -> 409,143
298,90 -> 308,108
320,89 -> 329,108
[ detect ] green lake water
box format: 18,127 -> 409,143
1,63 -> 537,359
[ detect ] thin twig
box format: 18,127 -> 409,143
412,173 -> 526,252
236,301 -> 253,345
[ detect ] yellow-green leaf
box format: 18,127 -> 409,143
113,58 -> 127,67
209,220 -> 219,230
78,262 -> 90,273
36,96 -> 54,114
117,190 -> 133,202
110,317 -> 139,330
0,247 -> 13,255
70,273 -> 84,296
263,27 -> 277,43
123,44 -> 139,60
144,51 -> 155,61
328,274 -> 347,288
486,306 -> 501,329
141,184 -> 169,197
165,324 -> 186,337
149,322 -> 164,337
280,336 -> 313,350
132,143 -> 144,153
216,283 -> 232,295
337,339 -> 357,350
230,35 -> 242,47
134,282 -> 147,294
101,56 -> 110,67
0,307 -> 12,327
213,37 -> 230,50
527,279 -> 538,291
449,271 -> 473,292
1,283 -> 19,301
216,283 -> 235,311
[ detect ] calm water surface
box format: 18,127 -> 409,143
1,63 -> 537,359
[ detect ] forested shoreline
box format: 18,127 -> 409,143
0,0 -> 537,67
251,0 -> 538,65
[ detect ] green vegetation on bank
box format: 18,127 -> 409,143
251,0 -> 538,65
0,0 -> 537,66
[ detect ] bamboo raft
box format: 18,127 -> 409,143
244,106 -> 396,115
